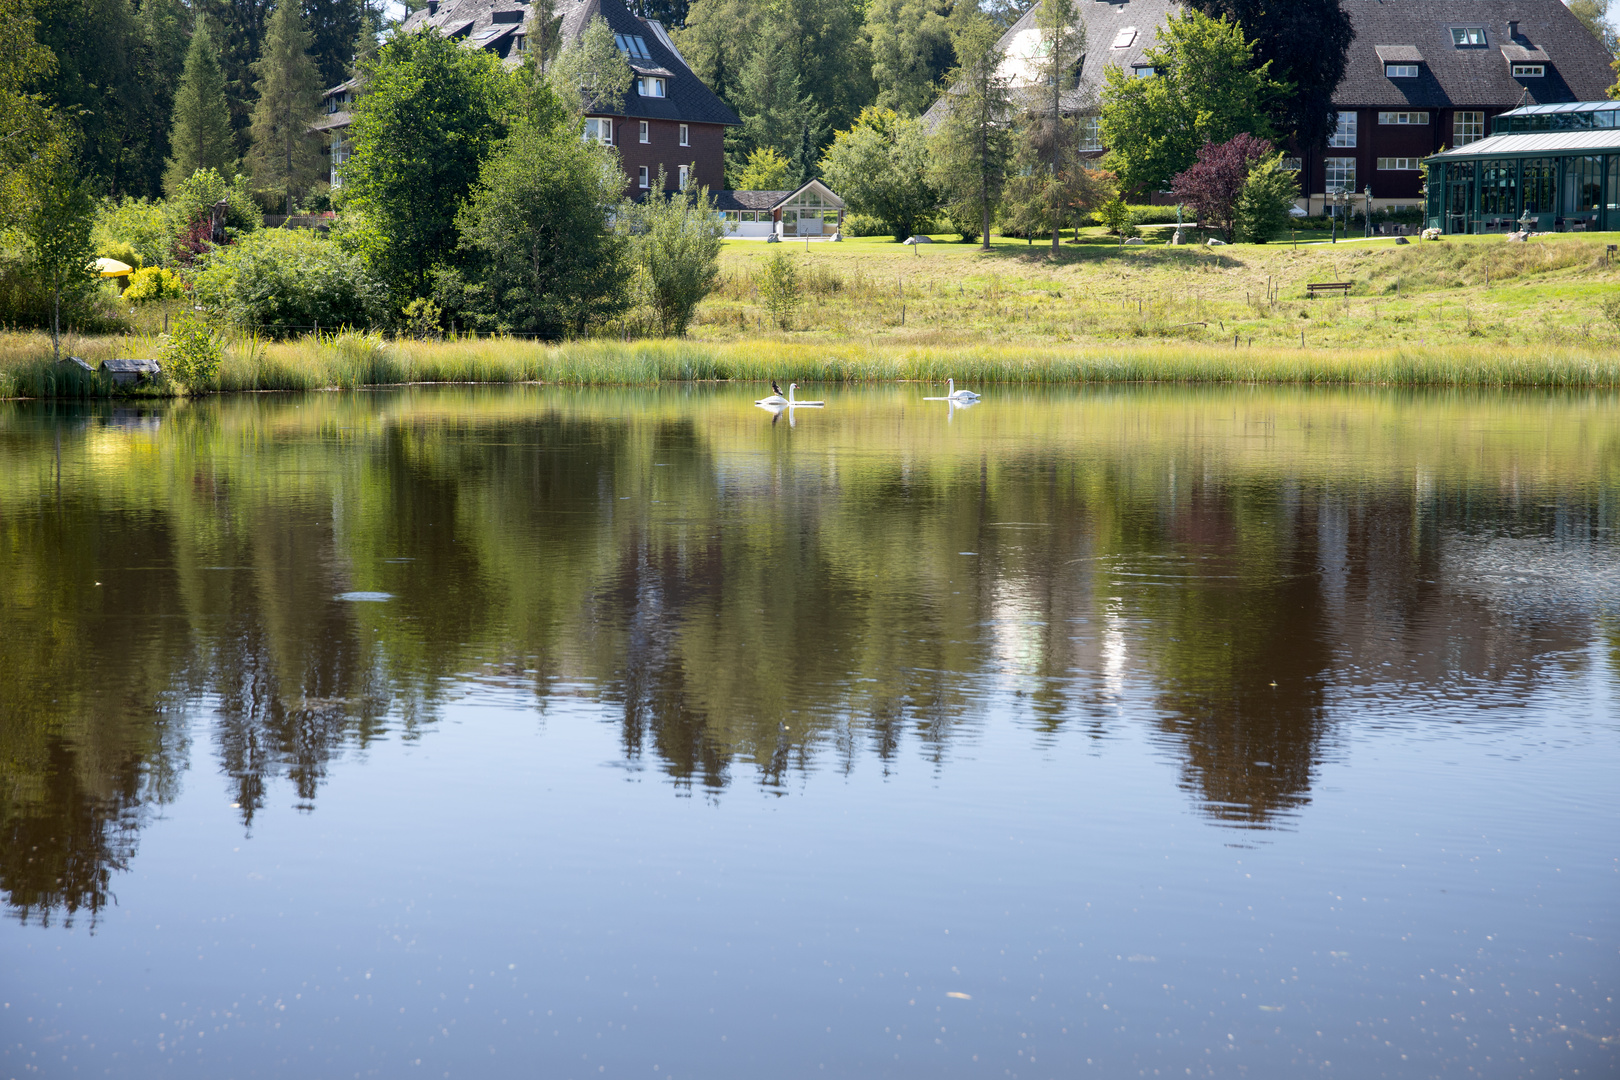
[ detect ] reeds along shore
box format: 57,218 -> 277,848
2,331 -> 1619,398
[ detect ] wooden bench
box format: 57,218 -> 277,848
1306,281 -> 1352,299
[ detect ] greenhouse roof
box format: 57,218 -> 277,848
1425,129 -> 1620,160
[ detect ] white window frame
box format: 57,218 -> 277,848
679,123 -> 689,147
583,117 -> 612,145
678,164 -> 690,189
1328,111 -> 1357,147
1077,115 -> 1101,152
1376,157 -> 1421,171
639,76 -> 666,98
638,165 -> 649,189
639,120 -> 649,143
1324,156 -> 1357,193
1453,111 -> 1484,145
1451,27 -> 1486,46
1512,64 -> 1545,77
1378,111 -> 1429,125
1384,64 -> 1418,78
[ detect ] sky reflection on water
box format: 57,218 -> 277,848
1,385 -> 1616,1078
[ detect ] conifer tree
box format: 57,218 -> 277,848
164,19 -> 237,194
248,0 -> 322,214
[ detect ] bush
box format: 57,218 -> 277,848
944,201 -> 980,243
842,212 -> 892,237
192,228 -> 384,336
757,249 -> 801,329
620,171 -> 726,337
123,266 -> 186,303
1234,154 -> 1299,243
1097,197 -> 1139,238
94,198 -> 171,269
161,316 -> 223,387
95,239 -> 143,270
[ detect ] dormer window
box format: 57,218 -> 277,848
1131,65 -> 1154,78
1385,63 -> 1418,77
1512,63 -> 1545,77
614,33 -> 651,59
639,76 -> 666,97
1451,27 -> 1486,46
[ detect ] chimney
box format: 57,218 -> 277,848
426,0 -> 438,13
1508,19 -> 1519,39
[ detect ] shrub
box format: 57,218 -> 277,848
757,249 -> 802,329
161,316 -> 223,387
94,198 -> 171,269
841,213 -> 890,237
1234,154 -> 1299,244
123,266 -> 186,303
944,201 -> 981,243
96,239 -> 143,270
1097,197 -> 1138,238
620,170 -> 726,337
192,228 -> 384,336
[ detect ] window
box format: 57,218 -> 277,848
1479,159 -> 1516,215
1132,65 -> 1154,78
638,166 -> 649,189
1564,155 -> 1603,212
1451,27 -> 1486,46
679,123 -> 689,147
1522,158 -> 1555,212
1111,26 -> 1136,49
1324,157 -> 1356,192
1453,111 -> 1484,145
1512,64 -> 1544,77
1385,64 -> 1418,78
678,164 -> 690,189
583,117 -> 612,145
1280,157 -> 1301,172
1377,157 -> 1421,171
639,120 -> 649,143
1328,111 -> 1357,147
613,33 -> 651,59
515,33 -> 527,52
1078,116 -> 1101,152
1379,111 -> 1429,125
639,76 -> 666,97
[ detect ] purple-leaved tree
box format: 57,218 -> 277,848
1171,133 -> 1273,243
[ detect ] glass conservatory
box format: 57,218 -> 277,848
1423,102 -> 1620,233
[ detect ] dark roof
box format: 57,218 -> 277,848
102,358 -> 161,375
923,0 -> 1183,127
309,111 -> 351,133
558,0 -> 739,125
1337,0 -> 1615,107
401,0 -> 532,61
712,179 -> 845,212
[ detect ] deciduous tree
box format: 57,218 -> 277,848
1098,9 -> 1285,196
819,107 -> 935,241
248,1 -> 324,214
735,147 -> 796,191
22,145 -> 98,361
343,28 -> 513,307
620,168 -> 726,336
1169,132 -> 1272,242
549,15 -> 631,116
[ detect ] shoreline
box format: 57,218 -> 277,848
4,336 -> 1620,399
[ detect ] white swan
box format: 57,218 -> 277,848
754,379 -> 788,406
923,378 -> 980,402
786,382 -> 824,407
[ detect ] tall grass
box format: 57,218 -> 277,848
4,329 -> 1619,398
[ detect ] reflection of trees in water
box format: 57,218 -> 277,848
1,396 -> 1615,922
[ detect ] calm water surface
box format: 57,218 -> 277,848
1,385 -> 1617,1079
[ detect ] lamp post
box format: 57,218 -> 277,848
1329,189 -> 1338,243
1364,185 -> 1372,237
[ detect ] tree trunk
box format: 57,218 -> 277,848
52,284 -> 60,362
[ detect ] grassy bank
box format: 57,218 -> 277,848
4,230 -> 1618,397
4,331 -> 1617,398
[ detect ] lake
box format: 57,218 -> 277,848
1,385 -> 1616,1079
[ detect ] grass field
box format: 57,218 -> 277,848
3,228 -> 1618,398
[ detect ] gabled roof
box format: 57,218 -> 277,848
402,0 -> 528,59
559,0 -> 739,125
713,179 -> 844,212
1336,0 -> 1615,107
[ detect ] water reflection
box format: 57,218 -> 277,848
1,386 -> 1616,923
